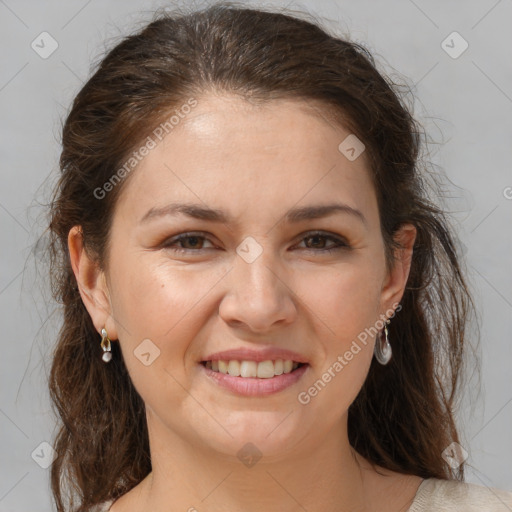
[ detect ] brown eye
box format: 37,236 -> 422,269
161,233 -> 216,253
297,231 -> 349,253
176,235 -> 204,249
161,230 -> 349,256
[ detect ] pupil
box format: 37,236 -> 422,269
308,235 -> 324,248
186,236 -> 201,248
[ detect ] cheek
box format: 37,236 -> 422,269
299,261 -> 383,336
110,254 -> 209,335
109,254 -> 229,374
295,268 -> 379,416
107,257 -> 209,401
294,260 -> 381,394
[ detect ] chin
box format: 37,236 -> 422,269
196,410 -> 309,460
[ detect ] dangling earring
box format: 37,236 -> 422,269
100,327 -> 112,363
374,318 -> 392,365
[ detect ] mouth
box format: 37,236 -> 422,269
199,358 -> 309,396
200,359 -> 307,379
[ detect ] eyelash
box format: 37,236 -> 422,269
161,231 -> 350,255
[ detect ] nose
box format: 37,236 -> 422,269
218,246 -> 298,333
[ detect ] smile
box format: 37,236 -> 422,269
200,359 -> 309,396
202,359 -> 305,378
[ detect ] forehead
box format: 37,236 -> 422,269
113,93 -> 378,228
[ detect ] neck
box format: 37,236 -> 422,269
135,412 -> 372,512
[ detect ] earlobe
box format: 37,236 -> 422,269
68,226 -> 117,339
380,223 -> 417,309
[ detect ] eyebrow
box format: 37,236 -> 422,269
140,202 -> 367,227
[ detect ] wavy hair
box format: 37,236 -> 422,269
47,3 -> 476,511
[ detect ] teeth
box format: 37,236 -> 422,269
227,360 -> 240,376
205,359 -> 302,378
240,361 -> 257,378
218,360 -> 228,374
284,360 -> 294,373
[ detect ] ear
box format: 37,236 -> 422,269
379,223 -> 417,313
68,226 -> 118,340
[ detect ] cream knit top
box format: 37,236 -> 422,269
93,477 -> 512,511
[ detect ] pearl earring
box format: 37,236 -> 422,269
100,327 -> 112,363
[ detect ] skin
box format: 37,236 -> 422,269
69,93 -> 421,512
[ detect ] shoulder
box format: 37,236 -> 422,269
409,477 -> 512,511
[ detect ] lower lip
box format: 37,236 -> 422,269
200,363 -> 309,396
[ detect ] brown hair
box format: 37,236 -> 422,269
47,3 -> 476,511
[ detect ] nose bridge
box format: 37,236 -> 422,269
219,236 -> 296,330
235,237 -> 285,304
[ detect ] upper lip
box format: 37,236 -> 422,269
202,347 -> 310,364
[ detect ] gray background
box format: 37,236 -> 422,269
1,0 -> 511,510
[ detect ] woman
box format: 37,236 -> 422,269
47,3 -> 512,511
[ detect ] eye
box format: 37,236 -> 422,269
161,232 -> 216,254
295,231 -> 350,253
161,230 -> 349,255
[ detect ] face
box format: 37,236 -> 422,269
72,93 -> 414,461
